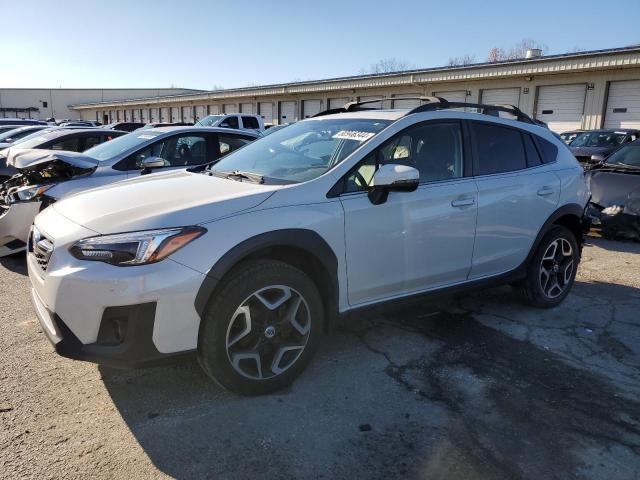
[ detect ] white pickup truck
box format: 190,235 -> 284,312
196,113 -> 265,133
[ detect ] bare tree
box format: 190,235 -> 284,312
486,39 -> 549,62
360,58 -> 412,74
210,84 -> 224,91
448,54 -> 477,66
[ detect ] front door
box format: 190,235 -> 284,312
339,121 -> 478,306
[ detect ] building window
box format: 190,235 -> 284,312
42,101 -> 48,108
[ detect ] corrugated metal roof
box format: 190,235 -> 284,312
71,45 -> 640,109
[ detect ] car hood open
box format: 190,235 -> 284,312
6,149 -> 99,170
52,169 -> 281,234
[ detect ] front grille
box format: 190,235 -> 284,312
30,227 -> 53,271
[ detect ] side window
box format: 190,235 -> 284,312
165,135 -> 209,166
522,133 -> 542,167
241,116 -> 260,129
217,134 -> 253,157
49,137 -> 81,151
344,122 -> 464,192
219,116 -> 239,129
83,135 -> 104,150
129,141 -> 165,169
471,122 -> 526,175
534,135 -> 559,164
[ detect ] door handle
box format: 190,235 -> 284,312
537,186 -> 555,196
451,197 -> 475,207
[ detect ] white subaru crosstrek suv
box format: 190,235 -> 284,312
28,98 -> 589,395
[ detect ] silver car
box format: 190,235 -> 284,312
0,126 -> 258,256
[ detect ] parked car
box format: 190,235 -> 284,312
136,122 -> 193,130
585,139 -> 640,240
0,125 -> 28,135
59,120 -> 101,127
559,130 -> 583,145
0,118 -> 46,126
26,100 -> 588,395
197,113 -> 265,133
0,128 -> 126,180
0,127 -> 257,256
0,125 -> 51,150
104,122 -> 146,132
568,129 -> 639,164
260,123 -> 291,137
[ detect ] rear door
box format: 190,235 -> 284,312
468,121 -> 560,279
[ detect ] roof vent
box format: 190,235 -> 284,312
525,48 -> 542,59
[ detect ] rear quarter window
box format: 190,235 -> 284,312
471,122 -> 527,175
534,136 -> 559,164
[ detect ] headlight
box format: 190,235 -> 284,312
13,184 -> 54,202
69,226 -> 206,266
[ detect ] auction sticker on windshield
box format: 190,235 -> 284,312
332,130 -> 375,142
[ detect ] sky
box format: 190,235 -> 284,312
2,0 -> 639,90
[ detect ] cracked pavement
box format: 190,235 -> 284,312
1,237 -> 639,479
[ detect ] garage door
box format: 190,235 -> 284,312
171,107 -> 180,122
328,97 -> 350,109
481,88 -> 520,107
195,105 -> 206,121
125,110 -> 132,121
133,109 -> 141,122
302,100 -> 322,118
480,88 -> 521,118
535,84 -> 586,132
240,103 -> 254,114
358,95 -> 383,109
259,102 -> 273,123
141,109 -> 150,122
393,94 -> 421,109
182,106 -> 194,123
223,104 -> 238,114
160,107 -> 169,122
279,101 -> 296,123
433,90 -> 469,111
604,80 -> 640,129
208,104 -> 220,115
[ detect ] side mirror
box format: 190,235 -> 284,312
368,164 -> 419,205
590,153 -> 606,163
140,156 -> 166,175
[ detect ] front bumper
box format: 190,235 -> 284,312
0,201 -> 42,257
31,288 -> 192,368
27,211 -> 207,363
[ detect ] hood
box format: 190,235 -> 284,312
52,169 -> 280,234
7,149 -> 99,170
586,169 -> 640,207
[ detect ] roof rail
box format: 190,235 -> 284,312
312,96 -> 537,125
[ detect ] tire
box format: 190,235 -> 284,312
197,259 -> 324,395
518,225 -> 579,308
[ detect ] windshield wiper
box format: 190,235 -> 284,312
212,169 -> 264,184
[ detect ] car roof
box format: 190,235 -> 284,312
305,109 -> 409,121
576,128 -> 640,133
25,127 -> 125,140
146,126 -> 260,136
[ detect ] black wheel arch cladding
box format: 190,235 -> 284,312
194,229 -> 339,328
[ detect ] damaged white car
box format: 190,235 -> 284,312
0,127 -> 258,256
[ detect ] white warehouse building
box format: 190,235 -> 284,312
0,88 -> 203,121
41,46 -> 640,133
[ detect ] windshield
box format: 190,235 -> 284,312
570,131 -> 627,148
605,145 -> 640,168
0,127 -> 44,143
8,128 -> 60,148
196,115 -> 226,127
211,118 -> 391,184
83,131 -> 159,161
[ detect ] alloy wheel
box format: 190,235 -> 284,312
539,238 -> 574,299
225,285 -> 311,380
